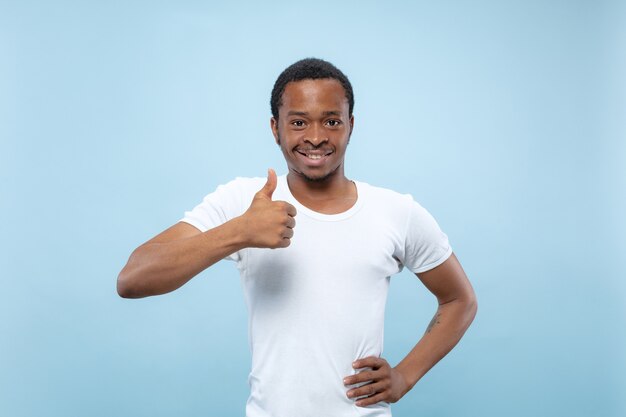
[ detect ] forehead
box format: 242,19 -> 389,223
280,79 -> 348,114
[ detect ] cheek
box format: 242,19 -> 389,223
279,131 -> 302,148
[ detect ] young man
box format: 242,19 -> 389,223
118,58 -> 477,417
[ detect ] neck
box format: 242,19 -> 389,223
286,167 -> 352,201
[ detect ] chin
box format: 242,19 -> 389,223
295,165 -> 341,183
302,173 -> 332,182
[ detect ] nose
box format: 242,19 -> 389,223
305,123 -> 328,146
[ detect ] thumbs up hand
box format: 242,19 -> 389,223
255,167 -> 278,201
239,169 -> 297,249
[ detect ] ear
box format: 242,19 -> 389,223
270,117 -> 280,145
348,114 -> 354,144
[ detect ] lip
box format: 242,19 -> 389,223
295,149 -> 334,166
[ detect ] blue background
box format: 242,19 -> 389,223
1,1 -> 624,416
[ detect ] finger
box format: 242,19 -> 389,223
257,168 -> 277,200
279,237 -> 291,248
285,202 -> 297,217
353,356 -> 386,370
344,369 -> 377,386
282,227 -> 294,239
347,380 -> 387,400
285,216 -> 295,229
355,392 -> 388,407
275,201 -> 297,217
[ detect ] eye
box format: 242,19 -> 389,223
291,120 -> 306,128
326,120 -> 341,127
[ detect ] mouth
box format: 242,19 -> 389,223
295,149 -> 334,161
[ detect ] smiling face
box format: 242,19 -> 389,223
271,78 -> 354,183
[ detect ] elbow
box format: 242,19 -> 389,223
117,247 -> 151,299
117,264 -> 142,299
117,271 -> 134,298
465,291 -> 478,325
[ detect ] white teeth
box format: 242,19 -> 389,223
298,151 -> 332,160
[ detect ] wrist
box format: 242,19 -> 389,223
393,363 -> 420,391
229,215 -> 252,249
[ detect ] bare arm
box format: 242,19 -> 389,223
394,252 -> 477,388
117,220 -> 246,298
117,169 -> 296,299
344,253 -> 477,406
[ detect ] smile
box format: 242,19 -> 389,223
296,150 -> 333,160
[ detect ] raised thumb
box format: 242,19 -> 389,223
258,168 -> 277,199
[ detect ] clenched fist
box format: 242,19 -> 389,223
239,169 -> 297,248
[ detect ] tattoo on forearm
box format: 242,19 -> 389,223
426,312 -> 442,333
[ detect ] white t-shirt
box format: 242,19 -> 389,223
181,175 -> 452,417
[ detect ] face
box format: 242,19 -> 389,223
271,78 -> 354,183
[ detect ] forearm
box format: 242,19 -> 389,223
117,217 -> 246,298
394,295 -> 477,390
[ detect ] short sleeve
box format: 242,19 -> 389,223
401,199 -> 453,274
179,178 -> 247,263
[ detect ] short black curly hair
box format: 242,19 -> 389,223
271,58 -> 354,119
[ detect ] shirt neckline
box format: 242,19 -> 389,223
278,175 -> 365,222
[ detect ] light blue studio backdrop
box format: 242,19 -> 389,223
1,1 -> 625,416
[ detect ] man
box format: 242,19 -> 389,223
118,58 -> 477,416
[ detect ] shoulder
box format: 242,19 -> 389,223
357,180 -> 440,228
354,181 -> 420,233
207,176 -> 266,198
219,176 -> 266,190
197,176 -> 266,209
357,180 -> 416,211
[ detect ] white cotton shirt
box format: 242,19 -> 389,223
180,175 -> 452,417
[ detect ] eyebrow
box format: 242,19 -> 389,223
286,110 -> 343,117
